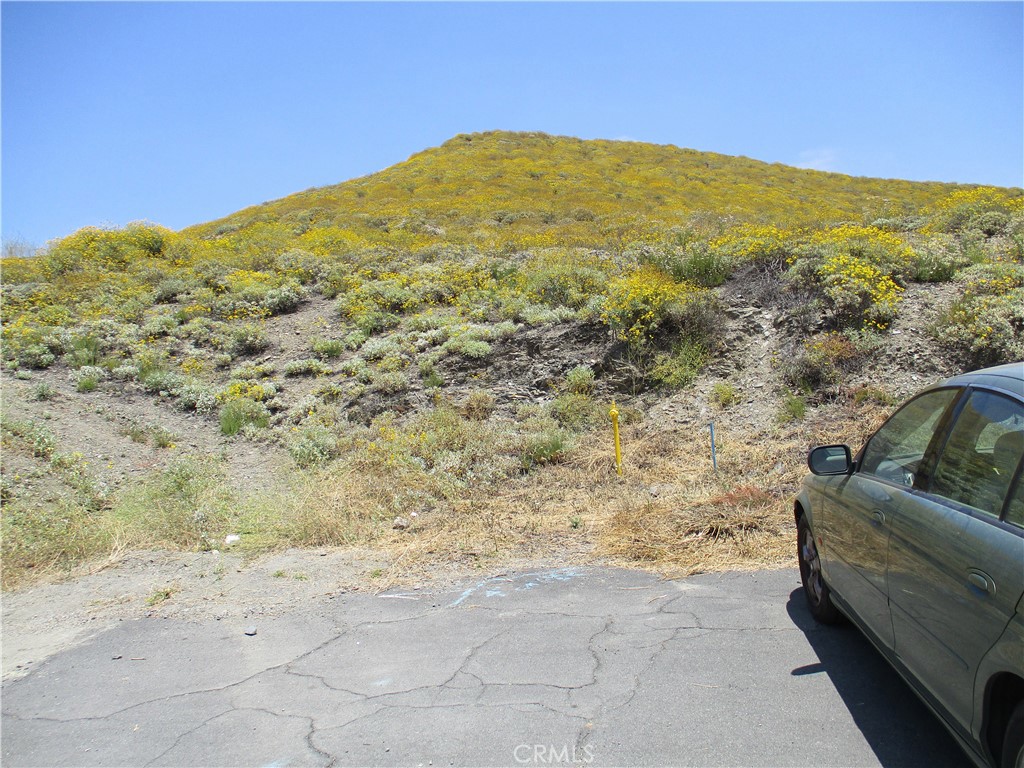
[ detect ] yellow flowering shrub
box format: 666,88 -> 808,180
922,187 -> 1024,234
785,224 -> 914,329
709,224 -> 796,269
43,223 -> 171,276
804,224 -> 914,277
217,379 -> 278,403
817,254 -> 904,329
601,266 -> 706,345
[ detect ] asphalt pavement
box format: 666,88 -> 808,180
1,567 -> 969,767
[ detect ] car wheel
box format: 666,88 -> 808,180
1002,701 -> 1024,768
797,515 -> 842,624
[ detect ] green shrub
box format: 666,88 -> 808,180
172,380 -> 220,415
67,335 -> 103,368
354,310 -> 400,335
521,427 -> 571,470
229,323 -> 270,356
443,335 -> 492,360
32,383 -> 57,401
230,362 -> 276,380
140,315 -> 178,340
521,249 -> 613,309
649,340 -> 708,390
931,263 -> 1024,367
563,365 -> 596,396
676,245 -> 732,287
284,358 -> 332,377
17,344 -> 55,369
288,423 -> 339,468
463,390 -> 496,420
311,338 -> 346,360
70,365 -> 107,393
154,277 -> 188,303
112,363 -> 140,381
910,235 -> 973,282
370,371 -> 409,394
360,336 -> 402,361
220,399 -> 270,436
421,363 -> 444,389
779,394 -> 807,423
549,393 -> 603,431
339,356 -> 370,380
140,368 -> 182,394
710,381 -> 738,408
634,241 -> 731,287
261,281 -> 307,315
313,382 -> 347,403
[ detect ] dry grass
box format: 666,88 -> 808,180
282,399 -> 887,590
2,389 -> 892,591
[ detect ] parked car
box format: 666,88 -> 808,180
795,362 -> 1024,768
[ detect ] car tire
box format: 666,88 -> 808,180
1002,701 -> 1024,768
797,515 -> 842,624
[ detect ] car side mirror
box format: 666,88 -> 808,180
808,445 -> 853,476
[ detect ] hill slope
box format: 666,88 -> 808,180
1,131 -> 1022,595
185,130 -> 985,249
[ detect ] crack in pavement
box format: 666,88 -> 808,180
3,567 -> 968,768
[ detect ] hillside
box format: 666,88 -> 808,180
1,131 -> 1022,599
186,130 -> 982,250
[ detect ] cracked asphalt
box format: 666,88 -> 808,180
2,567 -> 968,767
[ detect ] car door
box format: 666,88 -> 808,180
887,388 -> 1024,739
820,387 -> 961,649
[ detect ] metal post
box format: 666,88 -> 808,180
610,400 -> 623,476
710,421 -> 718,472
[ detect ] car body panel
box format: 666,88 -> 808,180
796,362 -> 1024,768
818,472 -> 898,646
888,492 -> 1023,739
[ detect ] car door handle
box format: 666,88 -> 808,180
967,570 -> 994,596
871,510 -> 886,527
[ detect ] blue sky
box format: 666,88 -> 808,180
3,1 -> 1022,248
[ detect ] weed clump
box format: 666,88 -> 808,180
220,399 -> 271,436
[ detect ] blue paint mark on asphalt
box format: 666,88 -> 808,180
448,568 -> 578,607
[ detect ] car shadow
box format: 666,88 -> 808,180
786,587 -> 971,768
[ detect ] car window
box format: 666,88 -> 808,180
860,388 -> 959,487
929,390 -> 1024,519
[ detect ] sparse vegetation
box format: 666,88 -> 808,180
779,394 -> 808,423
710,382 -> 738,408
1,132 -> 1020,589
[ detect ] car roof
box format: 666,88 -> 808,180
942,362 -> 1024,398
